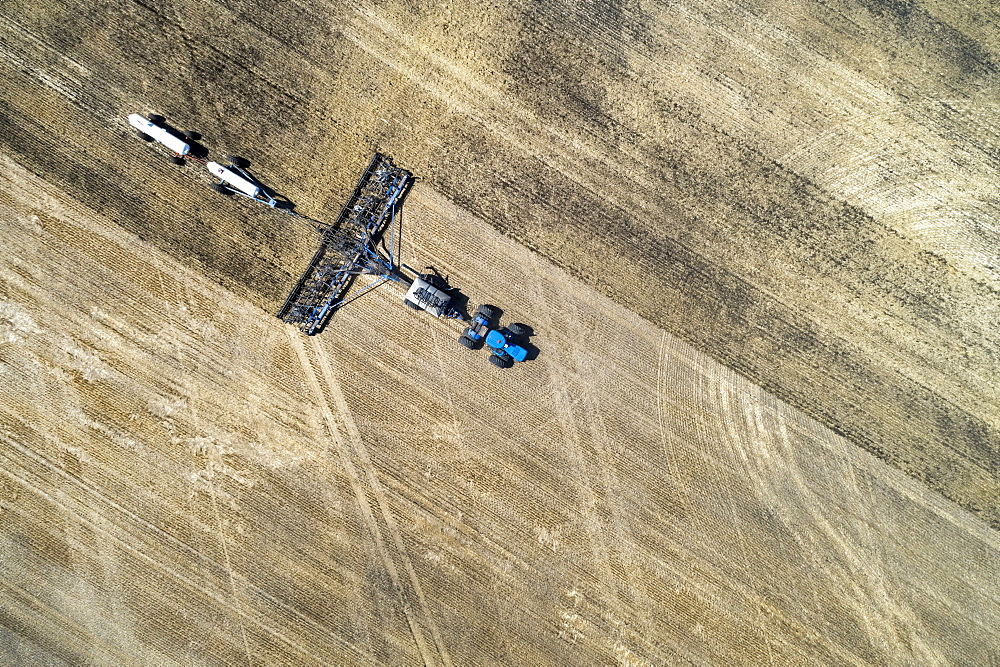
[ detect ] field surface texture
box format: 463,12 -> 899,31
0,0 -> 998,664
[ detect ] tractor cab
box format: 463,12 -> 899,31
485,326 -> 528,368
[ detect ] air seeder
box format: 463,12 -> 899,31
129,114 -> 530,367
277,153 -> 464,335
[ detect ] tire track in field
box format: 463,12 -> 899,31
655,331 -> 700,527
689,364 -> 777,664
765,409 -> 945,662
0,578 -> 126,664
568,326 -> 663,659
519,273 -> 661,656
170,270 -> 255,667
695,366 -> 944,663
0,431 -> 346,664
286,330 -> 450,667
309,337 -> 452,667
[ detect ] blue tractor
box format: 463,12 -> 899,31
459,305 -> 529,368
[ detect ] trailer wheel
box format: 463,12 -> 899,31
184,129 -> 201,141
210,183 -> 231,196
227,155 -> 249,168
489,354 -> 509,369
458,335 -> 476,349
138,132 -> 153,142
148,114 -> 165,124
403,299 -> 420,310
508,323 -> 527,337
169,155 -> 185,165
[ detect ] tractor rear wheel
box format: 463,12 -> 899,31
476,304 -> 498,321
169,155 -> 184,165
489,354 -> 509,369
458,335 -> 475,350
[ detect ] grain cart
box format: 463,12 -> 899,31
128,113 -> 196,164
404,273 -> 464,318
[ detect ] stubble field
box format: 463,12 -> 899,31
1,0 -> 998,664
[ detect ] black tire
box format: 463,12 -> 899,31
476,304 -> 498,321
488,354 -> 509,369
403,299 -> 420,310
210,183 -> 231,196
228,155 -> 249,168
458,335 -> 475,350
138,132 -> 153,142
184,129 -> 201,141
169,155 -> 185,165
148,114 -> 165,124
508,323 -> 527,337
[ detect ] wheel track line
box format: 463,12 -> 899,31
770,413 -> 945,661
568,317 -> 663,654
174,266 -> 255,667
706,369 -> 785,664
656,331 -> 698,522
685,368 -> 861,665
717,374 -> 912,662
832,420 -> 944,663
518,276 -> 642,646
131,0 -> 312,110
309,336 -> 453,667
423,314 -> 465,451
205,462 -> 254,666
0,578 -> 128,664
285,330 -> 447,667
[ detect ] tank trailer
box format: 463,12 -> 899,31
128,113 -> 196,164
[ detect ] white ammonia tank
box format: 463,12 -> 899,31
128,113 -> 190,156
206,161 -> 261,198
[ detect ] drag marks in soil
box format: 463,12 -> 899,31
0,162 -> 392,663
287,331 -> 451,667
520,272 -> 662,660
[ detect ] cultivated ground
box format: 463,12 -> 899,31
1,0 -> 998,664
2,156 -> 998,664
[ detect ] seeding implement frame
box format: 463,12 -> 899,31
277,153 -> 413,335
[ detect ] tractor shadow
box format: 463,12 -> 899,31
448,290 -> 471,320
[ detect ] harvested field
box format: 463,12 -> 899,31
1,0 -> 999,663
